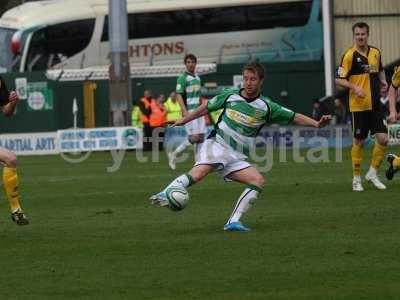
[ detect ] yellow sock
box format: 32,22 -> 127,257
351,144 -> 363,176
3,167 -> 22,212
394,156 -> 400,169
371,143 -> 387,170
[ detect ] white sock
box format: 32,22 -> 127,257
227,186 -> 261,224
172,139 -> 191,156
165,174 -> 194,190
367,166 -> 377,176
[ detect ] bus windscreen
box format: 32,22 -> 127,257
0,27 -> 17,72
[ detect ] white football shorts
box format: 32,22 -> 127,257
194,137 -> 251,179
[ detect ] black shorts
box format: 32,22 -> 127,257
351,109 -> 387,139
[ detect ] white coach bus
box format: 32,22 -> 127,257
0,0 -> 321,72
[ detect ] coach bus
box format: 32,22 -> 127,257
0,0 -> 322,72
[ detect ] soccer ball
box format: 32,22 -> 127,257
165,186 -> 189,211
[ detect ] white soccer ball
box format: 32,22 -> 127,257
165,186 -> 189,211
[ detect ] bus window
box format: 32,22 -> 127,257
27,19 -> 95,71
246,2 -> 312,29
192,7 -> 246,34
0,27 -> 18,72
101,1 -> 313,41
131,12 -> 187,39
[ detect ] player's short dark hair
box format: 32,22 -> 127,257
184,54 -> 197,63
352,22 -> 369,34
243,61 -> 265,80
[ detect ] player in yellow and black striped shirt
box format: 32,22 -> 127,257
386,66 -> 400,180
336,22 -> 389,192
0,77 -> 29,225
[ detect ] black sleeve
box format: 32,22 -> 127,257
0,77 -> 10,106
321,102 -> 331,115
138,99 -> 151,116
378,50 -> 383,72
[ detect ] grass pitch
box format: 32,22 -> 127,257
0,147 -> 399,299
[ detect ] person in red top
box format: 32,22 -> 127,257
138,90 -> 153,151
149,94 -> 166,150
149,94 -> 166,128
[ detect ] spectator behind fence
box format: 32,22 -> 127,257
131,104 -> 143,128
138,90 -> 153,151
311,99 -> 330,121
333,98 -> 348,124
149,93 -> 166,150
164,92 -> 182,125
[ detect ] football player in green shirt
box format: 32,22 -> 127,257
167,54 -> 205,170
152,61 -> 331,232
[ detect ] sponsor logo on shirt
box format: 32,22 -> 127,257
337,66 -> 345,77
186,84 -> 201,93
226,109 -> 264,127
361,64 -> 371,73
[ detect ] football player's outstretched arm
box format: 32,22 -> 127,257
172,102 -> 208,127
293,113 -> 332,128
2,91 -> 18,117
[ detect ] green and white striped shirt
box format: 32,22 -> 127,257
176,72 -> 201,111
207,88 -> 295,156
